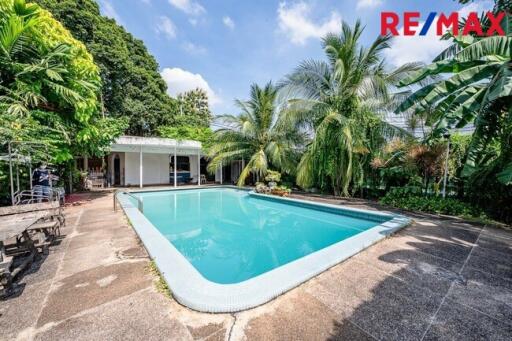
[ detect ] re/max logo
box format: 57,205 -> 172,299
381,12 -> 507,36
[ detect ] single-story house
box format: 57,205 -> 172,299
75,136 -> 244,188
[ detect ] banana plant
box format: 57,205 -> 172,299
396,4 -> 511,185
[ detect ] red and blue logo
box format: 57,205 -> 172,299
381,11 -> 507,36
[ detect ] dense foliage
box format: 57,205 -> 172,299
0,0 -> 126,203
0,0 -> 124,159
34,0 -> 179,136
380,187 -> 484,218
158,125 -> 214,152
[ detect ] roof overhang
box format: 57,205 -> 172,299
110,136 -> 202,155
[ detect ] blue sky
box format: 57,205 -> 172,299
98,0 -> 493,115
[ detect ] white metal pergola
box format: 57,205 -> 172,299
109,136 -> 203,188
1,141 -> 50,205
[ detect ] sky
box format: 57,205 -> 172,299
97,0 -> 494,116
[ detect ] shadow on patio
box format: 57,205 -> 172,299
325,221 -> 512,340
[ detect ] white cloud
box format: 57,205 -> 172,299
168,0 -> 205,16
277,2 -> 341,45
140,0 -> 151,4
155,16 -> 176,39
161,67 -> 221,106
223,16 -> 235,30
384,19 -> 451,67
189,18 -> 198,26
182,41 -> 207,55
356,0 -> 383,10
384,1 -> 494,67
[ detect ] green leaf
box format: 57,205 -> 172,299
455,36 -> 512,62
497,162 -> 512,185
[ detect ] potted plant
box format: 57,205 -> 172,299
271,185 -> 291,197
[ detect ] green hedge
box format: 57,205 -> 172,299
380,188 -> 484,218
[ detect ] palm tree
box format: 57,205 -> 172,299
207,82 -> 304,186
279,20 -> 418,196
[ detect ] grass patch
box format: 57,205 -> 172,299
147,260 -> 172,299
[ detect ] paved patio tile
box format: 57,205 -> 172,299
465,246 -> 512,280
423,301 -> 512,341
403,222 -> 481,247
0,281 -> 52,340
34,289 -> 193,341
482,226 -> 512,241
37,260 -> 152,326
400,232 -> 473,265
353,236 -> 461,295
243,291 -> 362,341
476,233 -> 512,258
310,260 -> 443,340
448,266 -> 512,324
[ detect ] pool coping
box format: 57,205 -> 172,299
116,186 -> 412,312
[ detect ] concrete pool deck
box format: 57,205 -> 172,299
1,189 -> 511,340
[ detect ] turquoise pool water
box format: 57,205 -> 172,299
132,188 -> 389,284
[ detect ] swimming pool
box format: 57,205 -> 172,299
117,187 -> 410,312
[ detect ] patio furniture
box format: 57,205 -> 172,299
0,201 -> 65,296
170,172 -> 191,184
0,212 -> 45,296
88,171 -> 105,189
0,201 -> 65,227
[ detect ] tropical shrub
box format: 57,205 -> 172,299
380,188 -> 484,217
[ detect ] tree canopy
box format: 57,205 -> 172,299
0,0 -> 125,161
34,0 -> 180,136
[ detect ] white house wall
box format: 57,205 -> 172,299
125,152 -> 170,186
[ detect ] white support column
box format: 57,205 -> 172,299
220,162 -> 223,185
197,149 -> 201,186
139,145 -> 143,188
173,146 -> 177,188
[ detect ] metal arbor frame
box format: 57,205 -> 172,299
0,141 -> 50,205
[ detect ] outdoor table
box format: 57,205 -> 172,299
0,211 -> 46,296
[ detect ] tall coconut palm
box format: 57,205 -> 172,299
279,20 -> 418,196
207,82 -> 304,186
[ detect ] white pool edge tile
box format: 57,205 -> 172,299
117,187 -> 412,312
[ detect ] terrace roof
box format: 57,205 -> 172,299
110,135 -> 202,155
